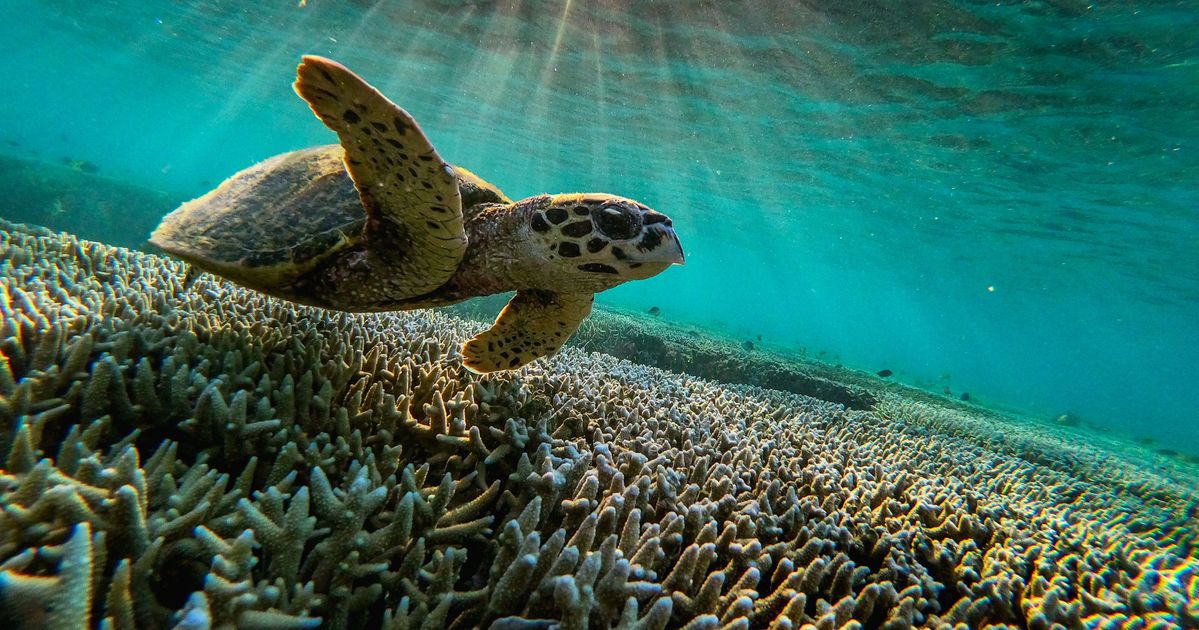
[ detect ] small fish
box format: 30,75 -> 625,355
1057,413 -> 1080,427
959,392 -> 971,402
942,386 -> 952,395
876,369 -> 892,378
647,306 -> 661,316
742,340 -> 754,351
756,334 -> 762,341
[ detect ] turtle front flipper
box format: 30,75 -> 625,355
294,55 -> 465,297
462,290 -> 595,373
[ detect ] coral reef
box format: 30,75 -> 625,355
1,220 -> 1197,629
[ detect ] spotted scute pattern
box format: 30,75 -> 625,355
294,55 -> 465,298
462,290 -> 594,372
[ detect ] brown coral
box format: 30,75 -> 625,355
0,220 -> 1196,629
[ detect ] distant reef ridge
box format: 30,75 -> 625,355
0,153 -> 182,251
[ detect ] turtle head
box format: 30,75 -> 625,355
524,193 -> 684,291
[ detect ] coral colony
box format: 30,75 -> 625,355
1,220 -> 1196,628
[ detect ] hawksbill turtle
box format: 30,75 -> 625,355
150,55 -> 685,373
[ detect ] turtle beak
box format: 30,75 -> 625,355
640,224 -> 686,266
663,227 -> 686,265
637,209 -> 685,266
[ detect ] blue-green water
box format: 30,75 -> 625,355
2,1 -> 1197,449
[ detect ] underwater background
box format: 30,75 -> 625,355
3,2 -> 1199,629
3,0 -> 1197,450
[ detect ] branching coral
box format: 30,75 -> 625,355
1,220 -> 1196,629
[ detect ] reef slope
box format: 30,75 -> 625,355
1,221 -> 1196,629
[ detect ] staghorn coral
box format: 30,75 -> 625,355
0,219 -> 1197,629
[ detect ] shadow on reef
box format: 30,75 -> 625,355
1,221 -> 1198,629
0,153 -> 182,252
445,297 -> 879,411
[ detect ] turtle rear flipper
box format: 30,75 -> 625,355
462,291 -> 594,373
294,55 -> 465,297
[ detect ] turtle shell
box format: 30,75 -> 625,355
151,145 -> 365,289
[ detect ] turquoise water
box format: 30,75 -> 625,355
2,0 -> 1197,449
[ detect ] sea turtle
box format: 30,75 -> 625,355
150,55 -> 684,373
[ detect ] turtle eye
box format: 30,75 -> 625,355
593,204 -> 641,240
